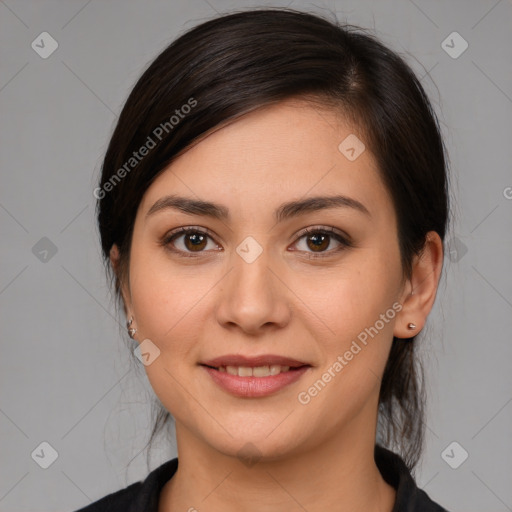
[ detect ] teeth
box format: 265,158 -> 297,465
222,365 -> 291,377
253,365 -> 271,377
238,366 -> 253,377
270,364 -> 282,376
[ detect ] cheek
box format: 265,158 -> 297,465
128,244 -> 199,360
299,278 -> 398,426
312,252 -> 400,339
301,251 -> 401,406
127,247 -> 204,418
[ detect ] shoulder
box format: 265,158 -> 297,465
72,481 -> 142,512
72,458 -> 179,512
412,487 -> 450,512
375,445 -> 451,512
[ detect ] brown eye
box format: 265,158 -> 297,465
182,231 -> 208,251
305,232 -> 330,252
163,227 -> 219,256
292,227 -> 352,258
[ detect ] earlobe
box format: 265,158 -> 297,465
127,316 -> 137,339
394,231 -> 444,339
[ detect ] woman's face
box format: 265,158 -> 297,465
116,99 -> 411,461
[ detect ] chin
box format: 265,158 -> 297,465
205,428 -> 304,464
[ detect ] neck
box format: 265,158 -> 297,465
158,417 -> 396,512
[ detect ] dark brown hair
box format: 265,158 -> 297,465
96,8 -> 449,472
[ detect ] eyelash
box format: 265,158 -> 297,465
160,225 -> 353,259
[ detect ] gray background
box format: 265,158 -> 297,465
1,0 -> 511,511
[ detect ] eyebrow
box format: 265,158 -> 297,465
145,193 -> 371,222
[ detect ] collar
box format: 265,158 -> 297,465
128,445 -> 448,512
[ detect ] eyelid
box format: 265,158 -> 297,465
167,225 -> 217,238
161,224 -> 353,257
293,225 -> 352,244
161,226 -> 221,256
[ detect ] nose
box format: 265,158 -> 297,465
215,246 -> 291,336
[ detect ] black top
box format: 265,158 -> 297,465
74,445 -> 449,511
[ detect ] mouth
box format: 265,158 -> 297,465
199,354 -> 312,398
200,363 -> 309,377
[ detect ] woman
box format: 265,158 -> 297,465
77,8 -> 451,512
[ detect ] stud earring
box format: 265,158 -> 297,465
407,322 -> 417,330
127,316 -> 137,339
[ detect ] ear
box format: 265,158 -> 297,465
109,244 -> 133,317
394,231 -> 444,339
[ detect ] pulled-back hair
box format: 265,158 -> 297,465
96,8 -> 449,472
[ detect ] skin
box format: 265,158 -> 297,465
110,98 -> 443,512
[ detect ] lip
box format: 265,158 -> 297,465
201,354 -> 309,368
201,365 -> 311,398
199,354 -> 312,398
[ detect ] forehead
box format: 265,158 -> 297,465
139,99 -> 394,225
